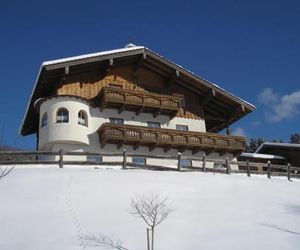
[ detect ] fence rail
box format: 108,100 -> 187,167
0,150 -> 299,180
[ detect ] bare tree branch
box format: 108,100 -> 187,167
129,192 -> 174,250
85,233 -> 130,250
0,165 -> 14,179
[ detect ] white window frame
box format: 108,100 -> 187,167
56,108 -> 69,123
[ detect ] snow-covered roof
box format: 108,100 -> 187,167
42,46 -> 145,66
20,44 -> 256,136
256,142 -> 300,153
240,152 -> 285,160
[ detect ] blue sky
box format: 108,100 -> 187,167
1,0 -> 299,149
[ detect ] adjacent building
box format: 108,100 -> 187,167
20,44 -> 255,167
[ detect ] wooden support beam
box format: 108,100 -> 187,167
199,88 -> 216,107
226,126 -> 231,135
134,55 -> 146,73
143,52 -> 147,60
109,58 -> 114,66
64,66 -> 69,75
227,104 -> 245,121
204,114 -> 227,122
164,73 -> 176,88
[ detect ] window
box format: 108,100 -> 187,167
132,157 -> 146,165
41,112 -> 47,127
180,159 -> 192,167
87,155 -> 102,162
147,122 -> 161,128
78,110 -> 88,127
109,118 -> 124,125
176,124 -> 189,131
56,108 -> 69,123
108,83 -> 122,89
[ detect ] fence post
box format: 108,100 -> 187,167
177,152 -> 181,171
122,148 -> 127,170
246,160 -> 251,177
58,150 -> 64,168
202,154 -> 206,172
225,157 -> 231,174
267,161 -> 271,179
287,163 -> 291,181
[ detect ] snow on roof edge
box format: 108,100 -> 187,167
256,142 -> 300,153
19,65 -> 43,136
240,152 -> 285,160
42,46 -> 145,66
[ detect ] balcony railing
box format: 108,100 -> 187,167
98,123 -> 246,155
99,87 -> 182,117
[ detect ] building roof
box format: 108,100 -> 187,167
240,152 -> 285,160
20,44 -> 256,136
255,142 -> 300,167
255,142 -> 300,153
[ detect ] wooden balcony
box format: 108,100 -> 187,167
98,123 -> 246,155
99,87 -> 182,117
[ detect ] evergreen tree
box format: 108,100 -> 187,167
290,133 -> 300,144
246,137 -> 265,153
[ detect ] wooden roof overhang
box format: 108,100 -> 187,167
20,46 -> 255,136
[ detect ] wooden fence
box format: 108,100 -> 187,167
0,150 -> 299,180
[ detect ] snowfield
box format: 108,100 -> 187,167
0,166 -> 299,250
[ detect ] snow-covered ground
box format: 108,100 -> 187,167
0,166 -> 299,250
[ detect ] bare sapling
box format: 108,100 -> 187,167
129,192 -> 174,250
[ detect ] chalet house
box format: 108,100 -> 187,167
20,44 -> 255,168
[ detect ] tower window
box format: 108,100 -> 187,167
41,112 -> 47,127
56,108 -> 69,123
78,110 -> 88,127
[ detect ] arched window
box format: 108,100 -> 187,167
78,110 -> 88,126
41,112 -> 47,127
56,108 -> 69,123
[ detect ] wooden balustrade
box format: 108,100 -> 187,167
99,87 -> 182,117
97,123 -> 246,155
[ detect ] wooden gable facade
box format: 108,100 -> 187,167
21,46 -> 255,140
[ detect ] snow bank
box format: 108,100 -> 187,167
0,167 -> 299,250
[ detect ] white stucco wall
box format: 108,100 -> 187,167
38,96 -> 206,150
37,96 -> 238,168
39,97 -> 92,150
